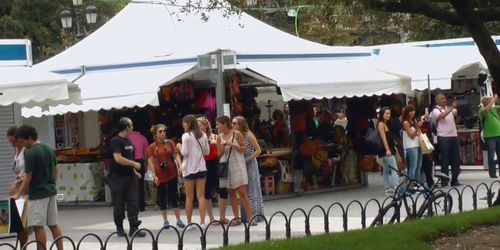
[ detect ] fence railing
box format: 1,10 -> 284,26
1,180 -> 499,250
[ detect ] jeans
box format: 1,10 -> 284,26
437,136 -> 461,185
405,147 -> 422,182
381,155 -> 399,191
485,136 -> 500,177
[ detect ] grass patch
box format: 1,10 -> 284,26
217,207 -> 500,250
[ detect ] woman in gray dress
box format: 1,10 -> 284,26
216,116 -> 257,226
233,116 -> 265,222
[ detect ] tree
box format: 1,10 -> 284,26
341,0 -> 500,89
0,0 -> 127,62
192,0 -> 500,88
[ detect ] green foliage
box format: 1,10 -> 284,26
219,207 -> 500,250
0,0 -> 127,62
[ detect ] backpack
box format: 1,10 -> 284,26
429,108 -> 442,135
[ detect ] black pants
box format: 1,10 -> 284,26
109,173 -> 140,229
205,159 -> 228,200
437,136 -> 461,185
421,154 -> 435,188
137,159 -> 146,211
485,136 -> 500,177
157,178 -> 180,210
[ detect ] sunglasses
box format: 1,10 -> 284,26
158,130 -> 166,133
232,122 -> 238,125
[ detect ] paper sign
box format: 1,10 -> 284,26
0,199 -> 10,235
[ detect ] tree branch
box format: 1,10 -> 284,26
476,7 -> 500,22
366,0 -> 463,25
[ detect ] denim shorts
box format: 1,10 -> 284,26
183,171 -> 208,180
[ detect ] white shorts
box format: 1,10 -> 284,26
28,196 -> 58,227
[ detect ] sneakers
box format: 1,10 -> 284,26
385,188 -> 395,197
185,224 -> 197,231
163,220 -> 170,229
176,220 -> 186,228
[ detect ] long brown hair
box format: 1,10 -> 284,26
233,116 -> 251,134
196,117 -> 212,138
402,104 -> 416,125
216,116 -> 232,129
183,114 -> 203,139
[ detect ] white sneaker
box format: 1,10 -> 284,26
200,224 -> 207,231
186,224 -> 197,231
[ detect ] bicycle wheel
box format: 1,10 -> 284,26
370,202 -> 399,227
416,193 -> 453,218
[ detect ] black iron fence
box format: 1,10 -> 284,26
1,181 -> 499,250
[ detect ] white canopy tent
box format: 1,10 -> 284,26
0,66 -> 80,108
22,64 -> 192,117
237,60 -> 412,101
24,0 -> 382,117
372,36 -> 499,90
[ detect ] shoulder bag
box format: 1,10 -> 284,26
218,131 -> 234,178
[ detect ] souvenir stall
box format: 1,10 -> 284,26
230,60 -> 412,194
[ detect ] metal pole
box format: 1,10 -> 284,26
427,74 -> 431,106
215,50 -> 225,117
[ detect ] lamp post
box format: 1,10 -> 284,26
60,0 -> 97,38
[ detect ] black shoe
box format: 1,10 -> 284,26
451,182 -> 462,187
129,228 -> 146,238
490,175 -> 498,179
116,229 -> 126,237
130,220 -> 142,228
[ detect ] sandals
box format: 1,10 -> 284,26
220,218 -> 230,225
229,219 -> 242,226
248,220 -> 258,226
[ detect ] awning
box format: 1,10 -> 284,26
239,60 -> 411,101
371,45 -> 493,90
0,66 -> 81,107
22,64 -> 194,117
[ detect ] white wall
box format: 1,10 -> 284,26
22,115 -> 56,148
80,111 -> 100,148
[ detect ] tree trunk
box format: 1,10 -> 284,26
451,0 -> 500,92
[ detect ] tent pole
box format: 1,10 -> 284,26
215,50 -> 225,118
427,74 -> 431,106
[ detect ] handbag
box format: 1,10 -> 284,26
364,127 -> 383,155
219,131 -> 235,178
299,137 -> 319,156
394,146 -> 407,172
418,133 -> 435,154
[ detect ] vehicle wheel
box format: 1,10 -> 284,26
417,193 -> 453,218
370,202 -> 399,227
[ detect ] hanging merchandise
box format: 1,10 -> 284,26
229,73 -> 244,115
178,80 -> 194,101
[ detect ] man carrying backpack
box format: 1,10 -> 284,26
479,95 -> 500,178
431,94 -> 461,186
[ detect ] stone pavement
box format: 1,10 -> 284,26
1,170 -> 498,249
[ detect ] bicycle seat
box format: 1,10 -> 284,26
434,173 -> 450,181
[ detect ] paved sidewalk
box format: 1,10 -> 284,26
2,170 -> 498,249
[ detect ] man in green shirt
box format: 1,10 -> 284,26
12,125 -> 63,250
479,95 -> 500,178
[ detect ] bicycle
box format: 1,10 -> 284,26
370,165 -> 453,227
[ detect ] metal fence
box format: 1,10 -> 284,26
1,181 -> 499,250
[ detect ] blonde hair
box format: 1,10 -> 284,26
233,116 -> 251,134
196,117 -> 212,138
150,124 -> 166,140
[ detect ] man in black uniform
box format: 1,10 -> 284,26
108,117 -> 145,237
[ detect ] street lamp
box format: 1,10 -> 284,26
60,0 -> 97,38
